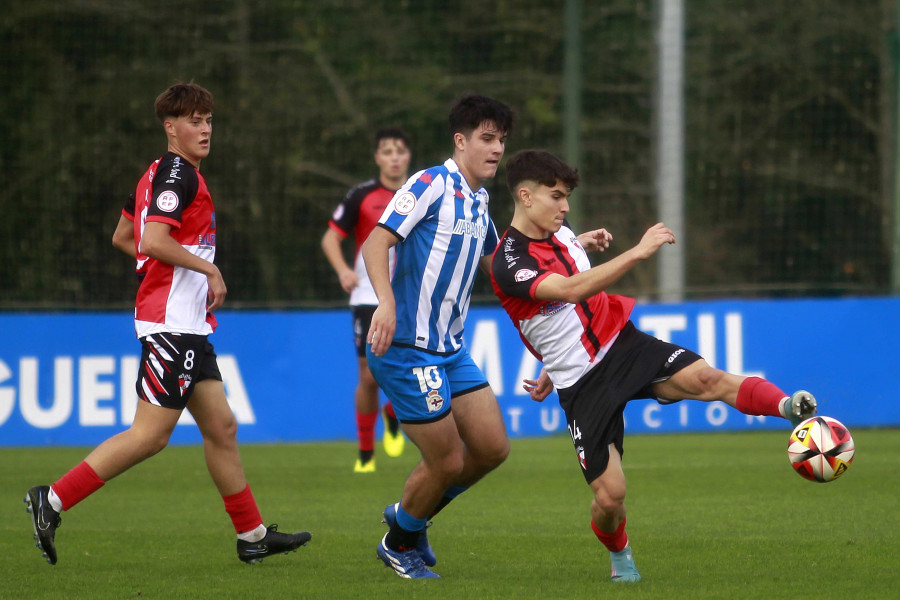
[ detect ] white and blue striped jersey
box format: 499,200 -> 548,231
378,158 -> 499,354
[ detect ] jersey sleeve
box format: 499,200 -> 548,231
491,232 -> 553,300
122,193 -> 136,221
146,155 -> 199,229
328,182 -> 369,237
378,168 -> 443,240
482,218 -> 499,256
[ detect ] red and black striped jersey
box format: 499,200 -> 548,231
327,178 -> 395,306
490,225 -> 635,388
132,152 -> 217,337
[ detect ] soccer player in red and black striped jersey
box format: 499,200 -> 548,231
490,149 -> 817,583
25,82 -> 311,566
321,128 -> 411,473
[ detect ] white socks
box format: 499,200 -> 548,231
48,487 -> 64,513
237,523 -> 266,542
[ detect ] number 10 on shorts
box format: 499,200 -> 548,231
412,366 -> 443,392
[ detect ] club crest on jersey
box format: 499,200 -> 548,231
576,445 -> 587,470
394,191 -> 416,215
425,389 -> 444,413
156,190 -> 179,213
515,268 -> 538,282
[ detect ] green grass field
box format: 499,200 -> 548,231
2,429 -> 897,599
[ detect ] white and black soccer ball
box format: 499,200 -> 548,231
787,416 -> 855,483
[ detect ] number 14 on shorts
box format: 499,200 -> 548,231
568,420 -> 583,443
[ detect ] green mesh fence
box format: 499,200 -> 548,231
0,0 -> 893,308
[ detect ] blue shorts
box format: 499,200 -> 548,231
366,344 -> 489,424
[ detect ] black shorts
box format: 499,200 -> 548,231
557,321 -> 701,483
352,305 -> 376,358
136,332 -> 222,410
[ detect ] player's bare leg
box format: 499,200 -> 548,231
448,386 -> 510,487
188,379 -> 311,564
187,380 -> 247,496
381,385 -> 509,571
654,360 -> 817,426
589,446 -> 640,582
26,400 -> 180,565
397,416 -> 466,519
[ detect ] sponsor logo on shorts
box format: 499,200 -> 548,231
426,389 -> 444,413
156,191 -> 179,213
666,348 -> 685,365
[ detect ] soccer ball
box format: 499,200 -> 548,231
788,416 -> 855,483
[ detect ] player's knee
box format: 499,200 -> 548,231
204,413 -> 238,446
489,438 -> 511,468
593,484 -> 626,516
359,367 -> 378,390
471,436 -> 510,472
436,451 -> 466,481
136,429 -> 171,458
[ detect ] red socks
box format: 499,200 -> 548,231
356,410 -> 377,452
384,403 -> 397,420
735,376 -> 787,417
592,518 -> 629,553
51,461 -> 105,511
222,485 -> 263,534
51,462 -> 263,536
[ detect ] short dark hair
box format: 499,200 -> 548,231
154,82 -> 214,123
374,126 -> 411,151
506,150 -> 580,195
448,94 -> 515,138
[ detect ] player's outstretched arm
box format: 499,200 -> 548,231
535,222 -> 675,304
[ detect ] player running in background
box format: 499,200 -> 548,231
363,95 -> 516,579
25,82 -> 311,566
321,128 -> 411,473
490,149 -> 817,583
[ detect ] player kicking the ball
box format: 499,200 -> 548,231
25,83 -> 310,566
490,149 -> 816,582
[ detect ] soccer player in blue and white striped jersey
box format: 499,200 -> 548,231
364,95 -> 515,579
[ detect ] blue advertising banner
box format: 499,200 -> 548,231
0,297 -> 897,447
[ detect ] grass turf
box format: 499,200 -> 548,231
1,429 -> 897,599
